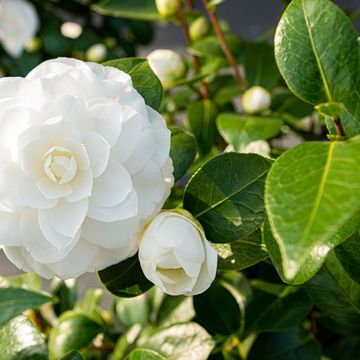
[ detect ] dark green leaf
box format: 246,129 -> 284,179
217,113 -> 283,151
341,78 -> 360,136
48,311 -> 103,359
92,0 -> 161,21
247,329 -> 321,360
214,229 -> 268,270
305,251 -> 360,334
184,153 -> 272,243
98,253 -> 153,298
129,349 -> 165,360
50,278 -> 77,316
186,99 -> 218,156
170,127 -> 197,181
0,315 -> 48,360
104,58 -> 163,110
0,287 -> 52,326
325,337 -> 360,360
193,282 -> 241,335
275,0 -> 359,104
265,137 -> 360,283
59,350 -> 84,360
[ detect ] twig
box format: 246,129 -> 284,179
202,0 -> 247,90
176,0 -> 210,98
334,118 -> 345,137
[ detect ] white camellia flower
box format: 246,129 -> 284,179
0,57 -> 174,279
138,210 -> 217,296
242,86 -> 271,114
0,0 -> 39,57
147,49 -> 186,89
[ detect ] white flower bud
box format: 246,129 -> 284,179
240,140 -> 271,157
242,86 -> 271,114
138,210 -> 218,296
86,43 -> 108,63
61,22 -> 83,39
147,49 -> 186,88
155,0 -> 177,18
189,16 -> 209,42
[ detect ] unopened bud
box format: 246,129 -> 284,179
156,0 -> 177,18
242,86 -> 271,114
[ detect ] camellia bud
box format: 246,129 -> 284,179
155,0 -> 178,18
242,86 -> 271,114
147,49 -> 186,89
85,43 -> 108,63
138,209 -> 218,296
240,140 -> 271,157
25,37 -> 41,53
189,16 -> 209,42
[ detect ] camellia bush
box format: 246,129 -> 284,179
0,0 -> 360,359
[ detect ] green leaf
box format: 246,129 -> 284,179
75,288 -> 104,323
59,350 -> 84,360
244,42 -> 280,88
217,113 -> 283,151
0,273 -> 41,291
129,349 -> 165,360
157,295 -> 195,328
170,127 -> 197,181
335,231 -> 360,284
92,0 -> 161,21
242,281 -> 312,338
48,311 -> 103,359
265,137 -> 360,283
193,282 -> 241,335
247,329 -> 321,360
214,229 -> 268,270
114,293 -> 149,330
0,287 -> 52,326
305,251 -> 360,334
275,0 -> 359,104
0,315 -> 48,360
325,337 -> 360,360
104,58 -> 163,110
50,278 -> 77,316
315,101 -> 345,117
184,153 -> 272,243
341,78 -> 360,137
98,253 -> 153,298
186,99 -> 218,156
142,322 -> 214,360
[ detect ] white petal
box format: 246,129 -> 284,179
39,117 -> 82,143
62,138 -> 90,170
91,160 -> 132,207
0,210 -> 23,246
18,177 -> 58,208
37,178 -> 72,199
88,189 -> 138,222
82,216 -> 139,249
0,162 -> 24,211
66,169 -> 93,202
82,131 -> 110,177
38,198 -> 88,238
0,77 -> 23,98
19,139 -> 48,178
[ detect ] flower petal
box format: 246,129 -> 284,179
66,169 -> 93,202
19,139 -> 48,178
36,178 -> 72,199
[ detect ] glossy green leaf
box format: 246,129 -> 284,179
325,337 -> 360,360
104,58 -> 162,110
341,78 -> 360,136
92,0 -> 161,21
59,350 -> 84,360
242,281 -> 312,338
98,253 -> 153,297
265,137 -> 360,283
335,231 -> 360,284
75,288 -> 104,323
129,349 -> 165,360
305,251 -> 360,334
184,153 -> 272,243
214,229 -> 268,270
315,102 -> 345,117
217,113 -> 283,151
247,329 -> 321,360
48,311 -> 103,359
0,315 -> 48,360
275,0 -> 359,104
170,127 -> 197,181
0,273 -> 41,291
0,287 -> 52,326
186,99 -> 218,156
193,282 -> 241,335
50,278 -> 77,316
142,322 -> 214,360
244,42 -> 280,88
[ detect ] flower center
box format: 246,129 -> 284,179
43,146 -> 77,184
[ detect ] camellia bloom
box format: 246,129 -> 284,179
0,0 -> 39,57
242,86 -> 271,114
0,57 -> 174,279
138,210 -> 217,296
147,49 -> 186,89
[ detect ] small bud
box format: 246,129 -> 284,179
189,16 -> 209,42
104,37 -> 117,49
155,0 -> 178,18
25,37 -> 41,53
240,140 -> 271,157
61,22 -> 83,39
242,86 -> 271,114
86,43 -> 107,63
147,49 -> 186,88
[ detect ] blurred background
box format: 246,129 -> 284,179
0,0 -> 359,284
